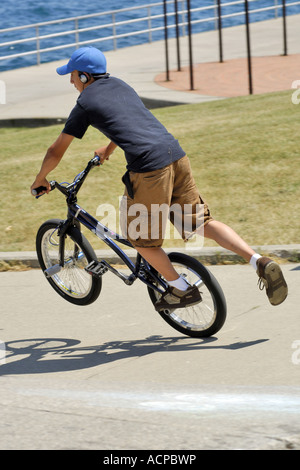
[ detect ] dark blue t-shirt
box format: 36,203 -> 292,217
63,76 -> 185,172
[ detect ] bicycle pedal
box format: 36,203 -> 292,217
85,260 -> 108,277
44,264 -> 62,277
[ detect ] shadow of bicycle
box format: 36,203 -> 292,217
0,335 -> 268,376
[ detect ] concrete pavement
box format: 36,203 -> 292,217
0,263 -> 299,450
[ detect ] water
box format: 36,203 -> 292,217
0,0 -> 299,72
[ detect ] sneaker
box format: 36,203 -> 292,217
155,285 -> 202,312
256,256 -> 288,306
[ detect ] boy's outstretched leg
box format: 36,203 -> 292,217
204,220 -> 288,305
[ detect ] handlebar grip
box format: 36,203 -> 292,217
91,155 -> 101,166
32,186 -> 47,196
32,181 -> 56,198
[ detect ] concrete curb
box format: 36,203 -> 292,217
1,245 -> 299,270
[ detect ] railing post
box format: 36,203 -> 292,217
282,0 -> 288,55
274,0 -> 279,18
187,0 -> 194,90
148,6 -> 152,43
75,18 -> 79,48
214,0 -> 218,30
112,13 -> 117,50
36,25 -> 40,65
217,0 -> 223,63
174,0 -> 181,71
181,0 -> 186,36
163,0 -> 170,82
245,0 -> 253,94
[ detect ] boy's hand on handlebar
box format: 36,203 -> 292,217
30,177 -> 51,196
94,146 -> 110,164
94,142 -> 117,164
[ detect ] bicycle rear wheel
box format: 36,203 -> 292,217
36,219 -> 102,305
147,252 -> 227,337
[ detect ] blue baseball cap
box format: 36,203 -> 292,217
56,47 -> 107,75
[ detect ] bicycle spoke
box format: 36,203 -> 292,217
41,229 -> 93,298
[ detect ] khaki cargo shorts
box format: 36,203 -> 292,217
120,155 -> 212,248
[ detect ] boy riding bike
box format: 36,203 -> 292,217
31,47 -> 287,309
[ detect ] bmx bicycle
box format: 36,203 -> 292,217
33,155 -> 227,338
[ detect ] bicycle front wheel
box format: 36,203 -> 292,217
147,252 -> 227,337
36,219 -> 102,305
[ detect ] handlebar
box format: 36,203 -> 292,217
32,155 -> 101,199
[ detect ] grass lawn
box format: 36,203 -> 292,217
0,90 -> 299,252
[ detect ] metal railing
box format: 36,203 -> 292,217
3,1 -> 184,66
0,0 -> 299,68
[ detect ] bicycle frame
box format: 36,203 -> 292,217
47,156 -> 167,294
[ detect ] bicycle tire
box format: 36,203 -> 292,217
147,252 -> 227,337
36,219 -> 102,305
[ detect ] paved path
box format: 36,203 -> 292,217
0,263 -> 299,450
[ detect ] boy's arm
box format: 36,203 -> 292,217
31,132 -> 74,195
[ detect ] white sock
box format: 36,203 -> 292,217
168,276 -> 189,291
250,253 -> 262,270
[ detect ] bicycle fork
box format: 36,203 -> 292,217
43,218 -> 77,278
